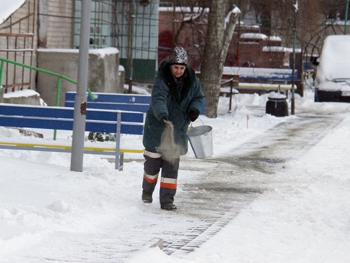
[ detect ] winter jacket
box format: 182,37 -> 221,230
143,61 -> 205,155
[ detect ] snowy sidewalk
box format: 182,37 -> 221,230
2,93 -> 350,262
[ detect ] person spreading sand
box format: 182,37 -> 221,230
141,47 -> 204,211
157,120 -> 180,165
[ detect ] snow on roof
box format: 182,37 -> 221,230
269,36 -> 282,41
240,24 -> 260,29
223,66 -> 295,81
0,0 -> 26,24
37,47 -> 119,58
159,6 -> 209,13
240,33 -> 268,40
262,46 -> 302,53
89,47 -> 119,58
263,46 -> 288,52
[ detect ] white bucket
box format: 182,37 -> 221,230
186,125 -> 213,159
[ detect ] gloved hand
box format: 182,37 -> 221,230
189,109 -> 199,122
161,116 -> 168,125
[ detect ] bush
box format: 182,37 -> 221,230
88,132 -> 116,142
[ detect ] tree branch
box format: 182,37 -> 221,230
173,7 -> 206,47
220,6 -> 241,64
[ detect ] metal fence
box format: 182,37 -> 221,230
73,0 -> 158,82
0,0 -> 36,93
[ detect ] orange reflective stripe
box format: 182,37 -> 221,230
160,178 -> 177,189
143,173 -> 158,184
160,182 -> 177,189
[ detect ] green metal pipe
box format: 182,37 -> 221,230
0,57 -> 96,140
53,77 -> 62,140
0,57 -> 95,101
344,0 -> 349,34
56,76 -> 62,106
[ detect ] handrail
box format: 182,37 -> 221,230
0,57 -> 95,106
0,57 -> 95,140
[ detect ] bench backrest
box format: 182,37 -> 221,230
65,92 -> 206,115
0,104 -> 144,135
65,92 -> 151,113
222,67 -> 298,82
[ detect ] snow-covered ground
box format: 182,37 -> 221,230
1,89 -> 350,262
1,0 -> 349,260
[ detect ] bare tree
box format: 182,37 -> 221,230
172,4 -> 206,49
163,0 -> 344,117
200,1 -> 241,118
167,0 -> 240,118
250,0 -> 323,43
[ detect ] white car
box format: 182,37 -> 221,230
315,35 -> 350,102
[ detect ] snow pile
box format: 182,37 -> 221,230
316,35 -> 350,91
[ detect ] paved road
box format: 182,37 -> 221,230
163,111 -> 343,257
27,109 -> 343,262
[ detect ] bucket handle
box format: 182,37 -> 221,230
190,117 -> 205,129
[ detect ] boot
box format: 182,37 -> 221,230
142,191 -> 153,203
161,203 -> 177,211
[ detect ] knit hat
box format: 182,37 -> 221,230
169,47 -> 188,65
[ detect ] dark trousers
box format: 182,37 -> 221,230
142,150 -> 180,204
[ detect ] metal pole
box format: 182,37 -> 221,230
70,0 -> 91,172
0,60 -> 4,102
344,0 -> 349,34
53,76 -> 62,140
128,0 -> 135,93
291,7 -> 297,115
115,111 -> 121,170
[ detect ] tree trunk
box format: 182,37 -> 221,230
200,2 -> 240,118
260,3 -> 272,36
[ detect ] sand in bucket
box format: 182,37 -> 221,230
157,120 -> 180,164
187,125 -> 213,159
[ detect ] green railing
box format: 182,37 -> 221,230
0,57 -> 94,106
0,57 -> 95,140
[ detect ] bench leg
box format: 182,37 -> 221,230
115,111 -> 122,171
119,153 -> 124,171
114,152 -> 124,171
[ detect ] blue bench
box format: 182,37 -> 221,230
65,92 -> 206,115
222,67 -> 298,83
218,67 -> 299,96
0,104 -> 145,170
65,92 -> 151,112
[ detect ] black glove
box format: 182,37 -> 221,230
161,116 -> 168,125
189,109 -> 199,122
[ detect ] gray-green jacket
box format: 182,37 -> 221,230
143,61 -> 205,155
